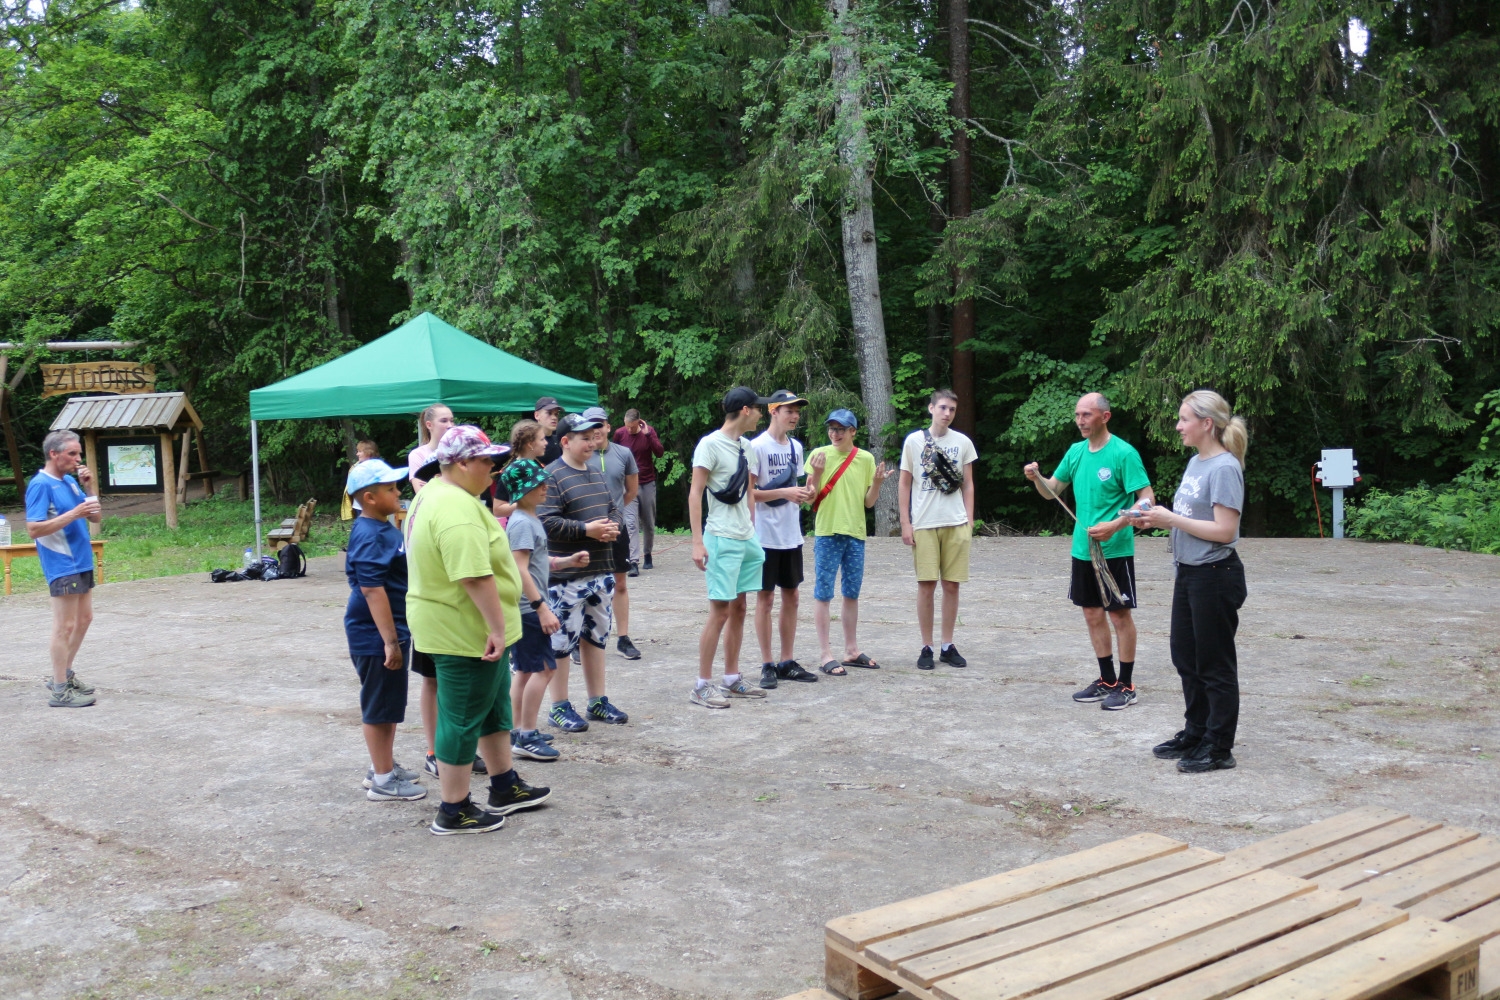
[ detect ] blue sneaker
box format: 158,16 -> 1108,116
588,696 -> 629,725
548,701 -> 589,732
512,730 -> 556,746
513,730 -> 560,761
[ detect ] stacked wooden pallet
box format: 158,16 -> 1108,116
823,807 -> 1500,1000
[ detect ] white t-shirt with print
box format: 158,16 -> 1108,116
750,431 -> 805,551
899,428 -> 977,530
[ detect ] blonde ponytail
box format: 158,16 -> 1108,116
1182,390 -> 1248,467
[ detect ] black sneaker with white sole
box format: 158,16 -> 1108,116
777,660 -> 818,682
487,776 -> 552,814
939,645 -> 967,668
1072,678 -> 1116,703
759,662 -> 779,689
917,646 -> 935,670
1101,685 -> 1137,710
617,635 -> 642,660
430,799 -> 506,835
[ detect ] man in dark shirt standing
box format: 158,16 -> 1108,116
540,413 -> 628,732
613,408 -> 664,569
535,396 -> 565,465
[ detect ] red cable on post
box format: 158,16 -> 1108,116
1310,464 -> 1324,538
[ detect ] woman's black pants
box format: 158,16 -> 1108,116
1170,552 -> 1247,751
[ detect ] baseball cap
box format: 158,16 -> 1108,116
558,412 -> 603,437
345,458 -> 408,496
433,425 -> 511,465
580,405 -> 609,423
723,386 -> 774,413
534,396 -> 563,413
825,408 -> 859,429
500,458 -> 550,499
767,389 -> 809,409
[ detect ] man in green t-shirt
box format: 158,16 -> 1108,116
1024,393 -> 1155,711
805,408 -> 891,676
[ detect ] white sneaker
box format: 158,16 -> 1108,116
689,684 -> 730,709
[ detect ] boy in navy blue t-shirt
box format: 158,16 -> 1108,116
25,430 -> 102,707
344,459 -> 425,801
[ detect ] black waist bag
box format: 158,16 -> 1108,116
761,452 -> 800,507
708,445 -> 750,505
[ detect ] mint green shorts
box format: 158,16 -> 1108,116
704,533 -> 765,602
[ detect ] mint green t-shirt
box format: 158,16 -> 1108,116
1052,435 -> 1151,560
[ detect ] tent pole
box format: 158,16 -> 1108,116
251,419 -> 263,562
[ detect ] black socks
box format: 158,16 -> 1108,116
490,769 -> 518,790
1119,660 -> 1135,687
1097,656 -> 1117,685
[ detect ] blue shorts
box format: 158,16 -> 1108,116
813,534 -> 865,601
511,612 -> 558,673
351,643 -> 410,725
704,533 -> 765,602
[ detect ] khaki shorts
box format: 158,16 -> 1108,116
913,524 -> 971,582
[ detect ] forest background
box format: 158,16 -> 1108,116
3,0 -> 1499,541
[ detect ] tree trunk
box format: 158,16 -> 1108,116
829,0 -> 898,535
948,0 -> 975,436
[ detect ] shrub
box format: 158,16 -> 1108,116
1346,479 -> 1500,554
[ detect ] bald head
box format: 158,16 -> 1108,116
1074,392 -> 1112,442
1079,392 -> 1110,415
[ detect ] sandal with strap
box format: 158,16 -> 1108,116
841,653 -> 880,669
820,660 -> 848,676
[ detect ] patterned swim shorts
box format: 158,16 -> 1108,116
547,573 -> 616,654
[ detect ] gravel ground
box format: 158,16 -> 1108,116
0,535 -> 1496,999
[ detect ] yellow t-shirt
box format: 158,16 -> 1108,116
405,478 -> 523,657
804,445 -> 874,539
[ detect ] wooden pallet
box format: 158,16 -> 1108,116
824,811 -> 1499,1000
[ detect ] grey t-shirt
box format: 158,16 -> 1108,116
506,508 -> 551,596
1170,451 -> 1244,566
596,441 -> 639,511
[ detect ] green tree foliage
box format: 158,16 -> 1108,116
1,0 -> 1497,538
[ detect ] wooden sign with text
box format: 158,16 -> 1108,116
40,361 -> 156,397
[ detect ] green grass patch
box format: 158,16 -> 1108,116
1,493 -> 347,597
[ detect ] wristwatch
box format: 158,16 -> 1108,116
530,598 -> 544,610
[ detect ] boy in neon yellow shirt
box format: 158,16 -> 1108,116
804,408 -> 890,675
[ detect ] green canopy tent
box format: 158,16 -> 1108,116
246,312 -> 597,556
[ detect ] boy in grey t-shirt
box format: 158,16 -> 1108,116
582,405 -> 643,660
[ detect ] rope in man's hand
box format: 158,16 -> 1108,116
1033,464 -> 1129,609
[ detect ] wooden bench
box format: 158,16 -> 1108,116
824,809 -> 1500,1000
1,540 -> 106,596
266,498 -> 316,552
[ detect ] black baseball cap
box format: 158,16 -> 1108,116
767,389 -> 809,409
534,396 -> 563,413
558,412 -> 603,437
723,386 -> 774,414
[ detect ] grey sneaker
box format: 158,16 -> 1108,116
65,670 -> 95,695
364,762 -> 422,788
1072,678 -> 1117,703
689,684 -> 730,709
367,776 -> 427,801
720,678 -> 767,699
47,682 -> 96,708
1101,685 -> 1137,711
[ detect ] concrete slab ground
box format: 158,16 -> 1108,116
0,536 -> 1497,999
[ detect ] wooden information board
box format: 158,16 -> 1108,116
40,361 -> 156,397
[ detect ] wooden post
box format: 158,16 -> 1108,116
177,426 -> 191,505
83,431 -> 101,538
195,428 -> 213,496
160,430 -> 177,529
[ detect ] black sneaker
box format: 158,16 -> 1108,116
643,555 -> 653,570
1073,678 -> 1116,703
487,776 -> 552,814
627,561 -> 640,578
471,755 -> 488,776
1177,743 -> 1236,773
430,799 -> 506,836
917,646 -> 935,671
939,644 -> 967,668
424,753 -> 439,777
1152,731 -> 1200,759
617,635 -> 642,660
777,660 -> 818,682
759,662 -> 779,689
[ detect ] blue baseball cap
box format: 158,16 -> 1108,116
825,408 -> 859,429
346,458 -> 408,496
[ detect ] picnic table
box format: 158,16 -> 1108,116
1,539 -> 106,596
824,807 -> 1499,1000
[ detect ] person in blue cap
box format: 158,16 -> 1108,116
344,458 -> 426,802
804,408 -> 890,675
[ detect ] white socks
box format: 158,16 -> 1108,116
374,770 -> 395,786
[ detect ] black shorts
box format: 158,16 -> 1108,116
1069,556 -> 1137,611
351,644 -> 410,725
761,546 -> 805,592
510,612 -> 557,673
611,523 -> 632,573
411,648 -> 436,678
48,570 -> 94,597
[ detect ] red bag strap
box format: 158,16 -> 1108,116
812,448 -> 860,513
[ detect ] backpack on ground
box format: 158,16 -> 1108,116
277,543 -> 307,579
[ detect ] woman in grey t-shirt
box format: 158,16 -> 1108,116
1137,390 -> 1248,774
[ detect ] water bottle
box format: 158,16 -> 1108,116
0,514 -> 9,547
243,547 -> 255,570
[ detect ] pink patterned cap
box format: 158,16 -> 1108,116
433,425 -> 511,465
